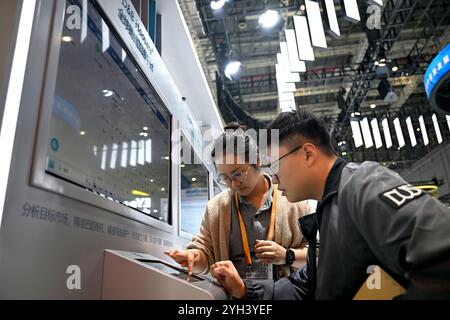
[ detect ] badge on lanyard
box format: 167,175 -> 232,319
234,184 -> 278,280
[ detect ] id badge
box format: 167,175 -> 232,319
243,263 -> 273,280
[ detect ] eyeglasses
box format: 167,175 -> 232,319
217,166 -> 251,185
262,145 -> 303,176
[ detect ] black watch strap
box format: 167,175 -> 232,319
286,248 -> 295,266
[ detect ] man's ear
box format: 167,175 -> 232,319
303,143 -> 317,165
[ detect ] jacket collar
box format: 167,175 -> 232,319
299,158 -> 347,241
317,157 -> 347,210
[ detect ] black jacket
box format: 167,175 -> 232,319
245,159 -> 450,299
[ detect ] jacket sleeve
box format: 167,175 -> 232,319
244,264 -> 311,300
341,162 -> 450,299
186,205 -> 215,274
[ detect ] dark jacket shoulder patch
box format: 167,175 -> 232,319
379,184 -> 425,209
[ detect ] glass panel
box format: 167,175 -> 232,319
45,0 -> 171,222
180,135 -> 209,235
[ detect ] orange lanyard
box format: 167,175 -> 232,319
234,184 -> 277,266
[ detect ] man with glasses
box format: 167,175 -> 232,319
166,122 -> 312,281
210,109 -> 450,299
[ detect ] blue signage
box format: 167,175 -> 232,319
424,44 -> 450,98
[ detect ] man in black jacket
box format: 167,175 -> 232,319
210,109 -> 450,299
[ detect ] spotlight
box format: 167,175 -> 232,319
102,89 -> 114,97
211,0 -> 228,18
224,61 -> 242,80
258,10 -> 281,29
210,0 -> 225,10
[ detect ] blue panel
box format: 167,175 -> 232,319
148,0 -> 157,43
424,44 -> 450,98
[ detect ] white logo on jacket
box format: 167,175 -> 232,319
381,184 -> 424,208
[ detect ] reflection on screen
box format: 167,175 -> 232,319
46,0 -> 171,222
180,135 -> 209,235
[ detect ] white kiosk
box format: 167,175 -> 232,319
102,250 -> 227,299
0,0 -> 223,299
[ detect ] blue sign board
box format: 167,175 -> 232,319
424,44 -> 450,98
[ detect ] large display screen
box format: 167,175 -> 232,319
45,0 -> 171,222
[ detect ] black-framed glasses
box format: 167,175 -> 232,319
217,166 -> 251,185
261,145 -> 303,176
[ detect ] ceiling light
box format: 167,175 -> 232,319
419,115 -> 429,146
191,177 -> 197,182
238,17 -> 247,29
371,118 -> 383,149
62,36 -> 72,42
370,104 -> 376,109
432,114 -> 443,144
224,61 -> 242,80
150,179 -> 154,182
131,189 -> 150,197
210,0 -> 225,10
143,126 -> 148,131
305,0 -> 327,48
406,116 -> 417,147
392,66 -> 398,72
80,131 -> 86,135
350,120 -> 363,148
360,117 -> 374,149
342,0 -> 361,22
258,10 -> 281,29
393,117 -> 405,148
161,187 -> 165,191
381,118 -> 393,149
102,89 -> 114,97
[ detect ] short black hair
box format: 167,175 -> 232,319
267,108 -> 336,155
210,122 -> 259,165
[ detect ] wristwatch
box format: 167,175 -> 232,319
285,248 -> 295,266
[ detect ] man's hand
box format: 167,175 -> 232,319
164,249 -> 201,276
210,261 -> 246,298
255,240 -> 287,265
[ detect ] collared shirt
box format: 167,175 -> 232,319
229,174 -> 274,279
